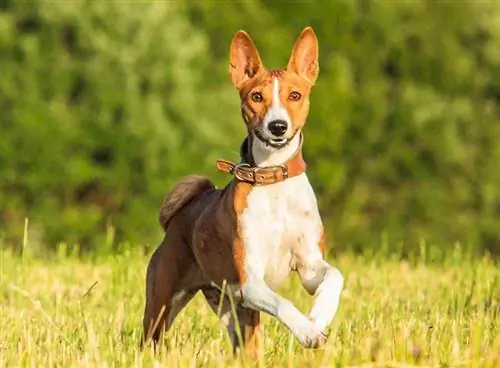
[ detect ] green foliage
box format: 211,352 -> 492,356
0,1 -> 238,251
1,0 -> 500,254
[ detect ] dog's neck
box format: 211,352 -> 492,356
240,133 -> 302,168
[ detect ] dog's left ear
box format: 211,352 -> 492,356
287,27 -> 319,85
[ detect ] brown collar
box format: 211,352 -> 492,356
215,134 -> 307,186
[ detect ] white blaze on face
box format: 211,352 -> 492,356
253,77 -> 299,167
263,77 -> 291,136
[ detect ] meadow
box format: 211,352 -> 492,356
1,244 -> 498,367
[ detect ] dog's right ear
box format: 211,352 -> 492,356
229,31 -> 263,88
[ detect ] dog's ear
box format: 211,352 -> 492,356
287,27 -> 319,85
229,30 -> 263,88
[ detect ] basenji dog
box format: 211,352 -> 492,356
142,27 -> 344,358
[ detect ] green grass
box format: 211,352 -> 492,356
1,246 -> 499,367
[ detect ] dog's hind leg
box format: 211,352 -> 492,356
142,221 -> 206,350
201,286 -> 262,359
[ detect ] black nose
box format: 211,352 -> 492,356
268,120 -> 288,137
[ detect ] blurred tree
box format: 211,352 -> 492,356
1,0 -> 500,255
0,0 -> 239,251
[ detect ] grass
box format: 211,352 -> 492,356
1,245 -> 499,367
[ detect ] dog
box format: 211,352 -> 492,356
142,27 -> 344,358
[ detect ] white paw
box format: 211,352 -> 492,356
292,317 -> 328,348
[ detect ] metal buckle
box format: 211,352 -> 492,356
277,164 -> 289,180
232,163 -> 251,182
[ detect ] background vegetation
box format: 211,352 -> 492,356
1,0 -> 500,256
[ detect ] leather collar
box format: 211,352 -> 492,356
215,133 -> 307,186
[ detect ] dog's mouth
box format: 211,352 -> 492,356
254,130 -> 294,149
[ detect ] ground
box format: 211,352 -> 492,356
1,246 -> 499,367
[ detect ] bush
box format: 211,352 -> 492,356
1,0 -> 500,255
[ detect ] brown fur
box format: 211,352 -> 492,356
142,178 -> 260,356
232,182 -> 253,284
237,71 -> 314,134
142,27 -> 319,358
159,175 -> 215,231
230,27 -> 319,138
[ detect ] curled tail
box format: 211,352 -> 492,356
159,175 -> 215,231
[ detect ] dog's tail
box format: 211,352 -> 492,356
159,175 -> 215,232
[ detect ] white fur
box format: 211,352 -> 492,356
306,264 -> 344,331
238,139 -> 344,347
252,132 -> 301,167
262,78 -> 291,138
166,290 -> 188,328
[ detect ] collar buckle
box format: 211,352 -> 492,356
277,164 -> 289,180
232,163 -> 252,182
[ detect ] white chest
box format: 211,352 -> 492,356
240,174 -> 323,289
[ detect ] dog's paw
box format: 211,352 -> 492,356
293,319 -> 328,348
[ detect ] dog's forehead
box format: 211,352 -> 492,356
240,68 -> 307,95
238,73 -> 272,95
268,69 -> 285,79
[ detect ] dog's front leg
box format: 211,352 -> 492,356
241,275 -> 327,348
297,258 -> 344,333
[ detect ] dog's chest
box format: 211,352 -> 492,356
240,174 -> 322,289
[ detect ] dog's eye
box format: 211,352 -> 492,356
288,91 -> 302,101
250,92 -> 263,103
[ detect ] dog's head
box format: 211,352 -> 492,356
229,27 -> 319,151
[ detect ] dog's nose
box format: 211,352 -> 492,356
268,120 -> 288,137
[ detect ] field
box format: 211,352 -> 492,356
1,246 -> 499,367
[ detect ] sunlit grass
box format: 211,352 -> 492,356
1,246 -> 499,367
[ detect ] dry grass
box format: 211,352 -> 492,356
1,246 -> 499,367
